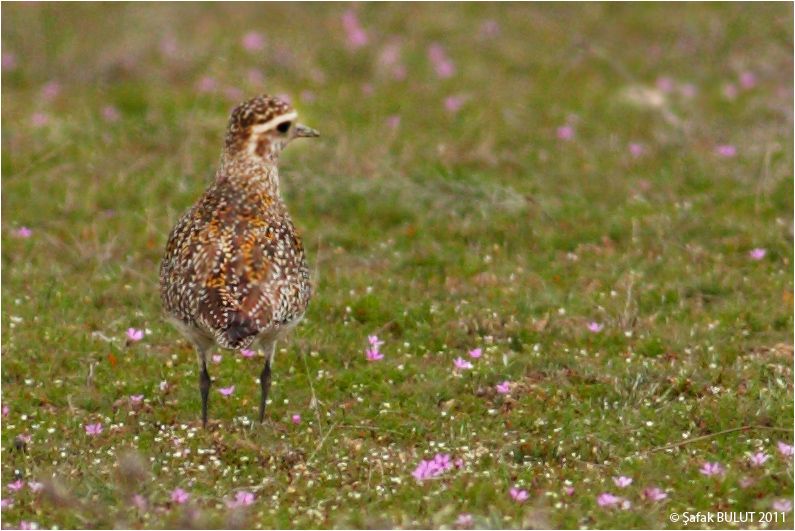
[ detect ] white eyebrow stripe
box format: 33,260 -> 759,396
250,111 -> 298,133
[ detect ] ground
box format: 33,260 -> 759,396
1,3 -> 793,530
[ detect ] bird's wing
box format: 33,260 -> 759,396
192,193 -> 277,350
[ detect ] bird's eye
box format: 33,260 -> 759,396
276,121 -> 292,133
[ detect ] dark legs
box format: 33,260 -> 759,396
194,343 -> 212,429
258,341 -> 276,423
194,341 -> 274,426
199,360 -> 211,428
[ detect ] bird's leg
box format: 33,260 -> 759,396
200,362 -> 211,428
196,346 -> 212,428
259,341 -> 276,423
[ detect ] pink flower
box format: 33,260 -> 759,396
428,43 -> 455,78
1,498 -> 12,509
102,105 -> 120,122
8,480 -> 24,492
679,83 -> 697,99
723,83 -> 739,100
2,52 -> 17,71
224,87 -> 244,103
613,476 -> 632,488
468,348 -> 482,359
642,487 -> 667,501
227,490 -> 255,508
218,386 -> 235,397
28,482 -> 43,493
85,423 -> 103,436
368,335 -> 384,348
247,69 -> 265,86
656,76 -> 675,93
366,347 -> 384,361
342,10 -> 368,49
597,492 -> 622,507
14,227 -> 32,238
291,414 -> 301,424
563,486 -> 575,496
170,488 -> 189,504
748,248 -> 767,261
739,71 -> 757,90
132,494 -> 147,511
346,27 -> 368,49
587,321 -> 604,333
435,61 -> 455,78
444,95 -> 466,114
17,434 -> 31,444
479,19 -> 501,38
427,42 -> 445,62
749,452 -> 769,467
159,380 -> 169,392
412,460 -> 434,481
509,487 -> 529,503
40,81 -> 61,101
159,35 -> 178,58
412,454 -> 455,481
196,76 -> 218,93
773,499 -> 792,513
739,476 -> 755,488
453,357 -> 473,370
456,513 -> 473,526
629,142 -> 646,157
386,115 -> 401,130
241,31 -> 265,52
241,349 -> 256,358
699,461 -> 724,477
126,328 -> 144,342
212,354 -> 222,364
378,43 -> 401,68
715,144 -> 737,157
2,406 -> 9,417
495,381 -> 511,394
19,521 -> 38,530
130,394 -> 144,404
391,64 -> 407,80
433,453 -> 453,472
777,441 -> 794,457
30,112 -> 49,128
366,335 -> 384,359
556,125 -> 574,141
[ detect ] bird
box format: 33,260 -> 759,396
159,94 -> 319,427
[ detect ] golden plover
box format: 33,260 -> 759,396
159,94 -> 319,427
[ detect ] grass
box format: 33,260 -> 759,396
1,3 -> 793,529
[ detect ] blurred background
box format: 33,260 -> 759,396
3,3 -> 792,234
1,3 -> 793,529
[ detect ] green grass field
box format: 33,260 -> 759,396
2,3 -> 793,529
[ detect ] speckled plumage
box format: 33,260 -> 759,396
159,94 -> 319,426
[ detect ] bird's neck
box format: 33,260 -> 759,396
217,153 -> 281,198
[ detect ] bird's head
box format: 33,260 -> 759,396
224,95 -> 319,162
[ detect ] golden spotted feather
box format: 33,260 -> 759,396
159,167 -> 312,351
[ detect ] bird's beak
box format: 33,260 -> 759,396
294,123 -> 320,138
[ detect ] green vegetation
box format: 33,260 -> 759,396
2,3 -> 793,529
